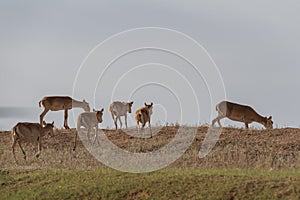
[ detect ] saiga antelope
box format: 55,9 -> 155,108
212,101 -> 273,129
109,101 -> 134,130
135,102 -> 153,137
74,108 -> 104,151
39,96 -> 90,129
11,121 -> 54,162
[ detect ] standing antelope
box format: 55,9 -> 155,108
212,101 -> 273,129
74,108 -> 104,151
135,102 -> 153,137
39,96 -> 90,129
11,121 -> 54,162
109,101 -> 134,130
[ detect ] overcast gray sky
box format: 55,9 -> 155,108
1,0 -> 300,130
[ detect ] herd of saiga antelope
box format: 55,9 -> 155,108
11,95 -> 274,163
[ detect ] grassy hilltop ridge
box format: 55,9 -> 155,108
1,126 -> 300,199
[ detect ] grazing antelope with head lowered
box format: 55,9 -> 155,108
109,101 -> 134,130
212,101 -> 273,129
11,121 -> 54,162
39,96 -> 90,129
135,102 -> 153,137
74,108 -> 104,151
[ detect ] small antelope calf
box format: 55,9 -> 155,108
109,101 -> 134,130
74,108 -> 104,151
11,121 -> 54,162
135,102 -> 154,137
212,101 -> 273,129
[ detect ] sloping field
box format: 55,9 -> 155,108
0,126 -> 299,199
1,168 -> 299,200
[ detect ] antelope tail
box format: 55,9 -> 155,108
137,113 -> 142,121
11,125 -> 19,141
109,105 -> 114,120
39,100 -> 42,107
12,126 -> 17,136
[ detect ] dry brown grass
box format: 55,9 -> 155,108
0,126 -> 299,170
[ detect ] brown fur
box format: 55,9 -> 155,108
39,96 -> 90,129
212,101 -> 273,129
11,121 -> 54,162
135,102 -> 153,137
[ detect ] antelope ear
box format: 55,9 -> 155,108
151,102 -> 153,106
130,101 -> 134,105
43,121 -> 47,126
51,121 -> 54,125
101,108 -> 104,112
144,102 -> 147,106
268,116 -> 272,120
83,99 -> 86,103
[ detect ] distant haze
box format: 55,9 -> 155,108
1,1 -> 300,130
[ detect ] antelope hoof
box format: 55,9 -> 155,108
23,155 -> 26,160
65,126 -> 70,129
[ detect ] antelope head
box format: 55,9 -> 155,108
264,116 -> 273,129
144,102 -> 154,115
96,108 -> 104,123
43,121 -> 55,137
82,99 -> 90,112
128,101 -> 134,113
